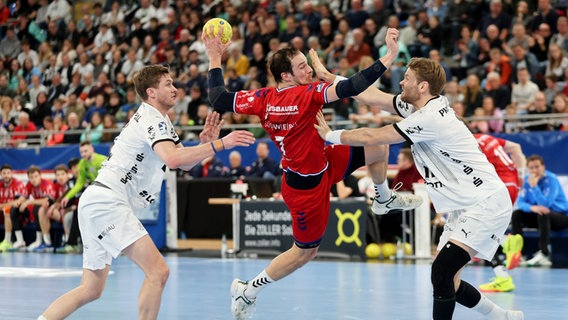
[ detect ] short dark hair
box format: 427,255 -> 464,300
133,65 -> 171,100
268,47 -> 300,83
27,165 -> 41,175
527,154 -> 545,166
1,163 -> 12,171
68,158 -> 80,169
54,164 -> 69,173
80,141 -> 92,147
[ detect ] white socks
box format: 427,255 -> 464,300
493,265 -> 509,278
374,181 -> 392,202
4,232 -> 12,243
37,316 -> 47,320
472,295 -> 506,319
246,270 -> 274,298
15,230 -> 24,243
42,233 -> 52,245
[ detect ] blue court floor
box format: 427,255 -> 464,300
1,252 -> 567,319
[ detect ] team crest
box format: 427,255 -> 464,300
158,122 -> 167,135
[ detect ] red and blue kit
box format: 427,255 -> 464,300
25,179 -> 56,202
474,134 -> 519,203
234,83 -> 364,247
0,178 -> 26,205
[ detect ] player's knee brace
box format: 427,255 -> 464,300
431,242 -> 471,300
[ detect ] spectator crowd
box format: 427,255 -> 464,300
1,0 -> 568,149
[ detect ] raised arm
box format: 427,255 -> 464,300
202,24 -> 237,112
323,28 -> 399,103
309,41 -> 397,114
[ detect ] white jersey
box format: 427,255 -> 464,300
392,95 -> 506,212
96,102 -> 180,210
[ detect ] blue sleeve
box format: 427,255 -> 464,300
517,182 -> 532,212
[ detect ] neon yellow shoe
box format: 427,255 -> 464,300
479,276 -> 515,292
0,240 -> 12,252
502,234 -> 524,270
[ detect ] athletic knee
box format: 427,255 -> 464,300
431,259 -> 455,298
82,284 -> 105,302
148,262 -> 170,288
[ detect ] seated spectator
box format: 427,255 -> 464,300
101,114 -> 118,143
486,48 -> 512,86
512,155 -> 568,267
511,67 -> 540,115
82,93 -> 107,128
550,93 -> 568,130
116,88 -> 140,123
481,96 -> 504,133
526,91 -> 551,131
11,111 -> 38,147
331,174 -> 363,200
80,111 -> 103,144
462,74 -> 484,117
187,156 -> 226,178
543,75 -> 560,106
247,141 -> 280,179
227,150 -> 247,180
468,108 -> 490,134
46,115 -> 68,146
546,43 -> 568,80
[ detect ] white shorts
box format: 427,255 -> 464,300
437,187 -> 512,261
78,184 -> 148,270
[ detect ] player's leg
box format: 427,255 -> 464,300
362,145 -> 423,214
31,205 -> 50,251
123,235 -> 169,320
9,206 -> 26,249
37,205 -> 53,251
38,266 -> 111,320
0,206 -> 14,251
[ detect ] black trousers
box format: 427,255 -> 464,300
66,207 -> 81,246
511,209 -> 568,255
10,205 -> 40,231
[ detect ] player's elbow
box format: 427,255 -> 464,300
162,154 -> 183,169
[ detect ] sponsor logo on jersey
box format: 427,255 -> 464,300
266,103 -> 299,115
405,125 -> 423,135
265,121 -> 296,131
139,189 -> 156,204
438,106 -> 450,117
120,164 -> 139,184
158,122 -> 167,135
133,113 -> 142,122
316,82 -> 325,92
147,126 -> 156,140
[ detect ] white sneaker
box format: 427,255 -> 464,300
26,241 -> 42,252
525,251 -> 552,267
8,241 -> 26,252
371,187 -> 423,215
506,310 -> 524,320
231,279 -> 256,320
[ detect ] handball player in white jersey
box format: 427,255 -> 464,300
314,58 -> 523,320
38,65 -> 255,320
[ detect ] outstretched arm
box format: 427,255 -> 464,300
314,111 -> 404,146
323,28 -> 399,103
310,44 -> 397,114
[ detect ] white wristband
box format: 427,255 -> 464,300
326,130 -> 344,145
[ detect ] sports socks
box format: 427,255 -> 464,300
374,181 -> 392,202
246,270 -> 274,298
493,265 -> 509,278
43,233 -> 52,246
472,295 -> 507,319
37,316 -> 47,320
4,231 -> 12,243
15,230 -> 24,243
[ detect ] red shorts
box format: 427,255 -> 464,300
281,145 -> 355,247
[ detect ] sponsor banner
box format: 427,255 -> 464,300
238,199 -> 367,257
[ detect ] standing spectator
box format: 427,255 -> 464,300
0,164 -> 27,252
512,155 -> 568,266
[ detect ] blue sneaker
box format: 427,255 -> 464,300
33,243 -> 53,253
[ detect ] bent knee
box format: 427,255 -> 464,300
148,263 -> 170,287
